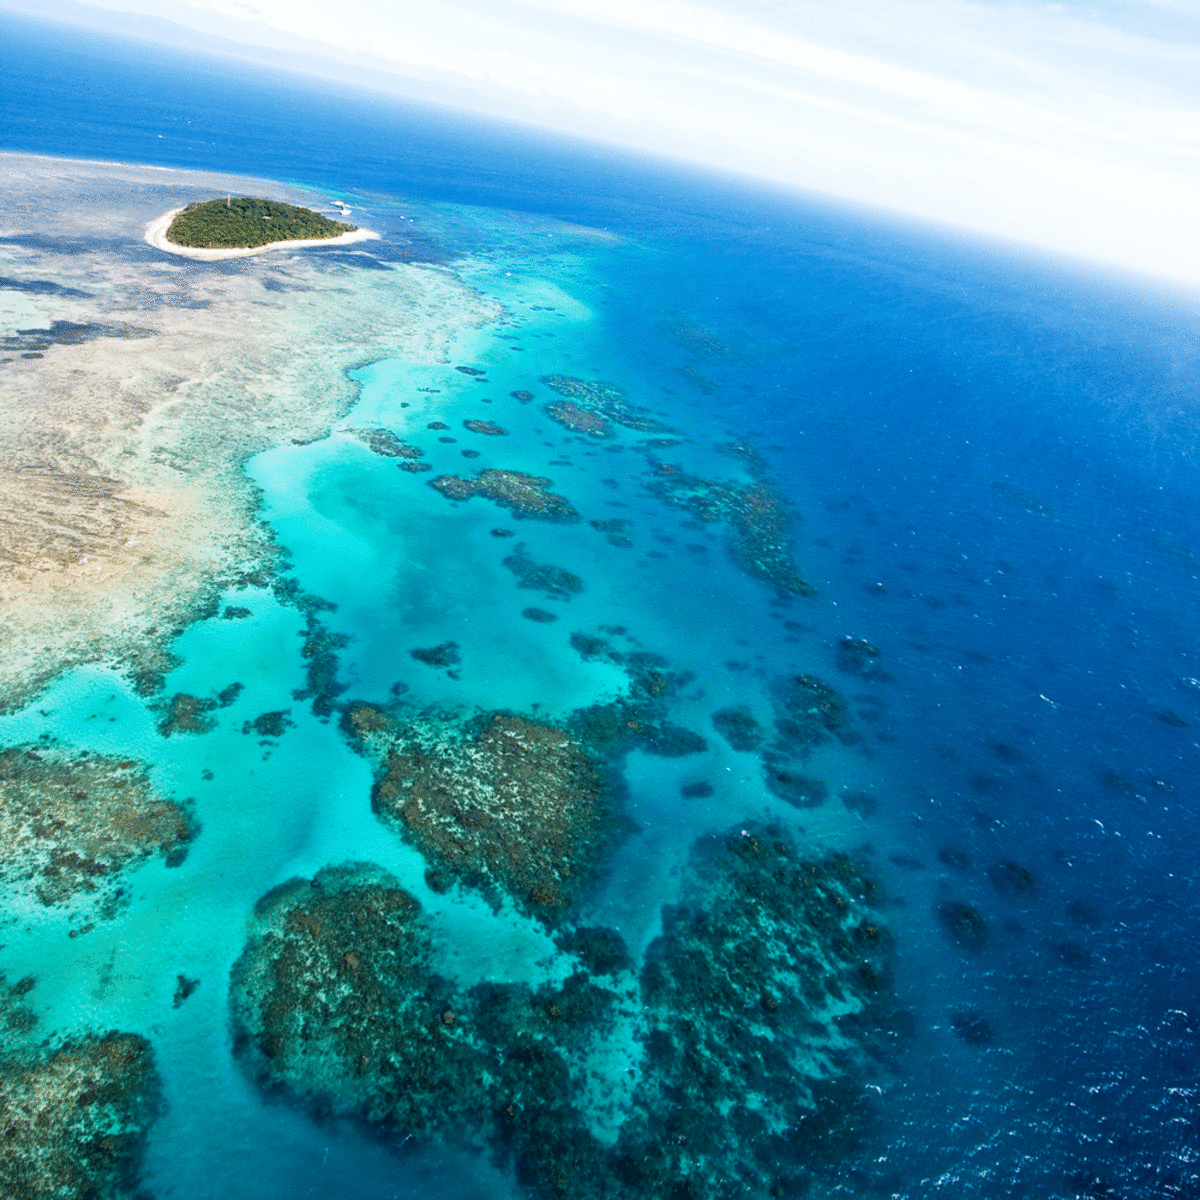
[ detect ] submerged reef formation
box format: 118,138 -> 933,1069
231,825 -> 895,1200
566,632 -> 708,760
229,866 -> 463,1133
0,1032 -> 160,1200
710,673 -> 857,811
644,451 -> 813,596
0,747 -> 195,910
157,692 -> 219,736
771,674 -> 854,752
503,544 -> 584,598
836,638 -> 889,682
540,375 -> 666,433
347,427 -> 425,461
544,400 -> 612,437
343,706 -> 616,921
409,641 -> 461,670
711,705 -> 765,752
429,469 -> 580,522
625,826 -> 893,1195
937,901 -> 989,951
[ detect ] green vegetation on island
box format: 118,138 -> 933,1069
166,197 -> 357,249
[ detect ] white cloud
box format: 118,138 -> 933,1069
10,0 -> 1200,286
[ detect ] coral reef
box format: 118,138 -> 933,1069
644,454 -> 813,596
937,901 -> 988,951
347,427 -> 424,460
409,641 -> 461,669
242,711 -> 294,738
771,673 -> 853,751
158,693 -> 217,736
274,587 -> 349,718
761,760 -> 830,808
544,400 -> 612,437
173,975 -> 200,1008
231,824 -> 896,1200
711,705 -> 764,751
949,1008 -> 993,1046
0,747 -> 195,908
540,376 -> 665,433
462,420 -> 507,436
503,545 -> 583,598
566,634 -> 707,760
429,469 -> 580,522
623,825 -> 893,1197
343,707 -> 616,921
988,860 -> 1035,896
0,1033 -> 160,1200
230,866 -> 468,1134
836,638 -> 890,681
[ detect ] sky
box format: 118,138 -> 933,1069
6,0 -> 1200,287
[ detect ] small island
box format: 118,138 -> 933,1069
146,196 -> 379,260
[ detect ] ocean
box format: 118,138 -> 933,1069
3,9 -> 1200,1199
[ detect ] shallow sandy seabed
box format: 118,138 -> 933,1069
144,206 -> 381,260
0,152 -> 501,709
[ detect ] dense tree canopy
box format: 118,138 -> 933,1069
166,197 -> 356,249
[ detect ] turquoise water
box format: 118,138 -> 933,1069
5,10 -> 1200,1198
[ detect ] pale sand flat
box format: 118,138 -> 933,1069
145,207 -> 380,260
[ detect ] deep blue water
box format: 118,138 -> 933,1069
4,9 -> 1200,1199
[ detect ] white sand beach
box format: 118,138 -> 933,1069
145,207 -> 380,259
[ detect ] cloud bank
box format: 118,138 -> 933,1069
11,0 -> 1200,286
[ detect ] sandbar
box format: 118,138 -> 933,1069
145,207 -> 380,260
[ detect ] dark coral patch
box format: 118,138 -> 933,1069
540,375 -> 665,432
0,747 -> 196,907
0,1033 -> 160,1200
545,400 -> 612,437
711,706 -> 763,752
645,442 -> 813,596
158,693 -> 217,736
242,710 -> 294,738
949,1008 -> 992,1045
230,826 -> 896,1200
772,673 -> 853,751
988,860 -> 1035,896
566,636 -> 706,761
429,469 -> 579,522
409,641 -> 461,669
347,427 -> 424,460
836,637 -> 889,681
762,760 -> 829,808
554,926 -> 633,977
937,901 -> 988,951
504,545 -> 583,597
346,707 -> 616,922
